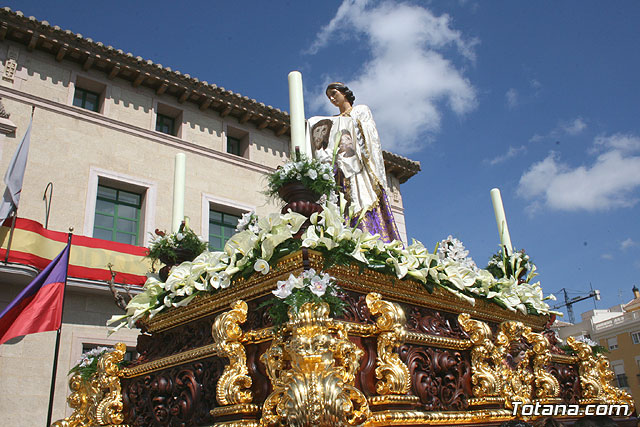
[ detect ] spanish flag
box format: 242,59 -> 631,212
0,244 -> 70,345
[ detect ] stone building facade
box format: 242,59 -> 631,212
0,8 -> 419,425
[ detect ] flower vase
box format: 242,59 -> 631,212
277,181 -> 324,237
158,248 -> 198,282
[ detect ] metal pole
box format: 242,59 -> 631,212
45,229 -> 73,427
43,182 -> 53,229
3,208 -> 18,263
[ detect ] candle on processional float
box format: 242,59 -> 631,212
288,71 -> 306,157
172,153 -> 186,233
490,188 -> 513,255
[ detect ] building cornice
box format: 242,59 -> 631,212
382,150 -> 421,183
0,8 -> 291,136
0,7 -> 420,183
0,85 -> 276,175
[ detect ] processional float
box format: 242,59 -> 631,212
53,72 -> 634,427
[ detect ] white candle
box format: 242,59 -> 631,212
288,71 -> 306,157
172,153 -> 186,233
490,188 -> 513,254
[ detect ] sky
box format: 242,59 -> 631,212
6,0 -> 640,321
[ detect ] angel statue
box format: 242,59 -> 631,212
308,82 -> 401,243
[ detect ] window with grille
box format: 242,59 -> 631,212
93,185 -> 141,245
208,210 -> 240,251
632,331 -> 640,344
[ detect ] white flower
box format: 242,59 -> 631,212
322,173 -> 330,180
209,272 -> 230,289
309,276 -> 328,296
176,233 -> 184,241
273,278 -> 293,299
306,168 -> 318,180
254,259 -> 270,275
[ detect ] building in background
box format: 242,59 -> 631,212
0,8 -> 420,425
555,286 -> 640,410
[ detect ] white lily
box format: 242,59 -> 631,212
254,258 -> 270,275
224,230 -> 258,257
261,225 -> 293,260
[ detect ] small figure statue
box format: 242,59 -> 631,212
309,82 -> 401,242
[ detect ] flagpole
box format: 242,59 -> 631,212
3,208 -> 17,263
3,106 -> 35,264
45,228 -> 72,427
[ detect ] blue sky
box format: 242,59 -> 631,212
8,0 -> 640,320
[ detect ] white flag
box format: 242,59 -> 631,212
0,118 -> 32,224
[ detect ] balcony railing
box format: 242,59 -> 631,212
593,311 -> 640,331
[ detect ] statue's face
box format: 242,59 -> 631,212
326,88 -> 347,107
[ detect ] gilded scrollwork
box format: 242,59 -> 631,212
260,302 -> 370,427
595,356 -> 635,410
458,313 -> 500,398
495,321 -> 534,407
459,314 -> 551,410
567,336 -> 635,410
366,292 -> 411,395
211,299 -> 253,406
96,342 -> 127,425
51,373 -> 95,427
523,330 -> 559,399
566,336 -> 602,399
52,343 -> 127,427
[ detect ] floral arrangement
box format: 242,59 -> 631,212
261,269 -> 345,325
108,201 -> 558,333
486,247 -> 533,280
147,223 -> 208,265
265,154 -> 337,199
69,346 -> 112,380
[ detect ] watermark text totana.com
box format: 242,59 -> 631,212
512,401 -> 631,417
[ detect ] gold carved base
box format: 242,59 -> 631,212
64,251 -> 634,426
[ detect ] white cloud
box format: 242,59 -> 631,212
529,117 -> 587,143
601,253 -> 613,260
593,133 -> 640,154
518,134 -> 640,211
561,118 -> 587,135
505,88 -> 518,109
306,0 -> 477,153
486,145 -> 526,166
530,79 -> 542,92
621,238 -> 637,250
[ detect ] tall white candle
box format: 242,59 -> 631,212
490,188 -> 513,254
172,153 -> 186,232
288,71 -> 306,157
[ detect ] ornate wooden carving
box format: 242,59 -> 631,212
399,344 -> 472,411
547,362 -> 581,405
405,306 -> 469,339
135,316 -> 217,362
122,358 -> 225,426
